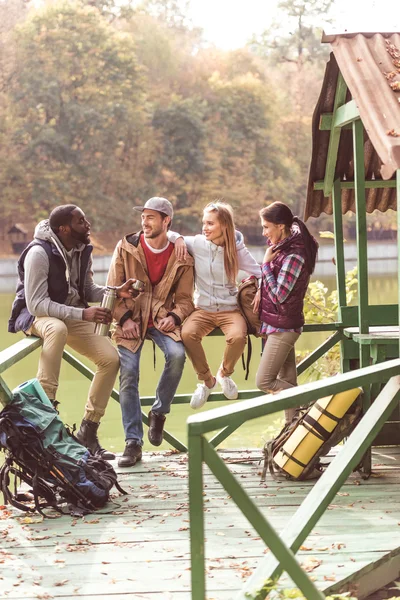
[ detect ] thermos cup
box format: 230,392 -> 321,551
131,279 -> 145,297
94,286 -> 117,336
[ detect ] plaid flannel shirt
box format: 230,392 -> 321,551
260,253 -> 305,335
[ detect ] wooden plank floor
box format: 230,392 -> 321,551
1,447 -> 400,600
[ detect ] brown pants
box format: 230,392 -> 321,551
29,317 -> 120,423
256,331 -> 300,424
181,308 -> 247,382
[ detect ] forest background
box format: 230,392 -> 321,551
0,0 -> 394,245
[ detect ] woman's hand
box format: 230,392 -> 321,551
174,237 -> 188,261
252,289 -> 261,313
263,245 -> 279,264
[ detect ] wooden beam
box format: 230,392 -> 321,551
188,434 -> 206,600
238,375 -> 400,599
0,336 -> 42,375
202,442 -> 325,600
296,330 -> 342,376
332,178 -> 347,319
187,358 -> 400,435
333,99 -> 360,128
353,119 -> 369,346
313,179 -> 396,191
323,72 -> 348,196
0,376 -> 13,407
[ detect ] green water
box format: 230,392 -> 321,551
1,273 -> 397,454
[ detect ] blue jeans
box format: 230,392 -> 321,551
118,328 -> 186,444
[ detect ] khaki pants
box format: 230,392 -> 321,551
29,317 -> 119,423
256,331 -> 300,424
181,308 -> 247,382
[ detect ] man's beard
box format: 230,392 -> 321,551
144,226 -> 163,239
70,226 -> 90,245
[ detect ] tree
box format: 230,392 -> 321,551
5,1 -> 149,228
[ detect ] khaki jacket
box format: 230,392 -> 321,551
107,232 -> 195,353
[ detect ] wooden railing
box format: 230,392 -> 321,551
187,360 -> 400,599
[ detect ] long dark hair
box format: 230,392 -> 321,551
259,202 -> 318,274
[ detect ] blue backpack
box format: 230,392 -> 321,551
0,390 -> 126,516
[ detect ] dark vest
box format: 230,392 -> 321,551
260,232 -> 310,330
8,239 -> 93,334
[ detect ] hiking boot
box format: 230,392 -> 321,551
216,371 -> 238,400
190,378 -> 217,409
118,441 -> 142,468
148,411 -> 166,447
76,419 -> 115,460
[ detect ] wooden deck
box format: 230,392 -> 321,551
1,447 -> 400,600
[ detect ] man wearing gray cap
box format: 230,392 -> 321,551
107,197 -> 194,466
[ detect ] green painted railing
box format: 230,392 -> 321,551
187,359 -> 400,599
0,323 -> 340,449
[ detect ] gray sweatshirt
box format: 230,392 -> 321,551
24,220 -> 105,321
168,230 -> 261,312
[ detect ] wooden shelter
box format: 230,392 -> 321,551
306,31 -> 400,447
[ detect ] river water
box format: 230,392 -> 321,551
0,242 -> 397,454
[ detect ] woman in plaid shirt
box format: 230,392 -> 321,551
254,202 -> 318,424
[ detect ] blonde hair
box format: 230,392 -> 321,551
203,201 -> 239,284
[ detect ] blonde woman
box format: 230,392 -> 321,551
170,202 -> 261,409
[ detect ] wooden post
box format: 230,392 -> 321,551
352,119 -> 369,365
188,432 -> 206,600
353,118 -> 371,474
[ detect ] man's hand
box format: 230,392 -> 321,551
158,316 -> 176,332
174,237 -> 188,262
116,278 -> 144,299
252,289 -> 261,313
121,318 -> 141,339
83,307 -> 112,324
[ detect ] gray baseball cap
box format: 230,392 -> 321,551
133,197 -> 173,218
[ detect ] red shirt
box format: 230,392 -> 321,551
140,234 -> 174,327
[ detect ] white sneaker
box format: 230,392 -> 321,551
216,372 -> 238,400
190,379 -> 217,409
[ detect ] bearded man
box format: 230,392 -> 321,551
107,197 -> 194,467
9,204 -> 135,459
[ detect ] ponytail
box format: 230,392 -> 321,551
292,216 -> 318,274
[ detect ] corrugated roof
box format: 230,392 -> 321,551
305,33 -> 400,220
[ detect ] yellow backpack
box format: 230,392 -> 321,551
262,388 -> 362,481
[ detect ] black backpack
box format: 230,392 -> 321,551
0,391 -> 126,516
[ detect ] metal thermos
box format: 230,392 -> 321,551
94,286 -> 117,336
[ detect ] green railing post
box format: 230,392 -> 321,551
188,430 -> 206,600
202,441 -> 325,600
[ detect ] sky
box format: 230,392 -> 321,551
187,0 -> 400,50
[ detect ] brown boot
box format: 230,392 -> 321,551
118,441 -> 142,468
148,411 -> 166,447
76,419 -> 115,460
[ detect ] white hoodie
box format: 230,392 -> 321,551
168,230 -> 261,312
24,219 -> 105,321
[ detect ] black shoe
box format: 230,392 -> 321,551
76,419 -> 116,460
118,441 -> 142,468
148,411 -> 166,447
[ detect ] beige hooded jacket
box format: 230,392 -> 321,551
107,232 -> 194,353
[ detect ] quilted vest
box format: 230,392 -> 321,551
8,240 -> 92,333
260,233 -> 310,330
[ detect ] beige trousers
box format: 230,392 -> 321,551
256,331 -> 300,424
29,317 -> 119,423
181,308 -> 247,382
